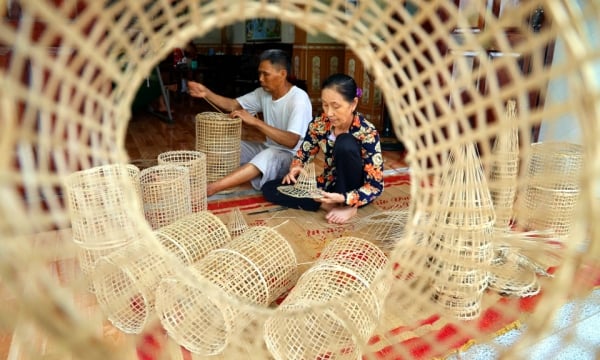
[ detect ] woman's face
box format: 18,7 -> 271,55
321,88 -> 357,130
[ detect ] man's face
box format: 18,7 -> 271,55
257,60 -> 285,93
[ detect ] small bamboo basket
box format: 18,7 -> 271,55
155,226 -> 297,356
277,162 -> 322,199
157,150 -> 208,212
516,142 -> 583,236
195,112 -> 242,183
264,237 -> 389,360
138,164 -> 192,230
154,211 -> 231,265
226,207 -> 249,238
64,164 -> 143,249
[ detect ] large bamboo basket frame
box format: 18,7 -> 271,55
1,1 -> 600,360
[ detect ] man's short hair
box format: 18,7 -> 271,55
259,49 -> 291,74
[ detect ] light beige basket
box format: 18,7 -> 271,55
488,100 -> 520,229
226,207 -> 249,238
516,142 -> 584,236
157,150 -> 207,212
264,237 -> 389,360
427,144 -> 495,320
155,226 -> 297,356
138,164 -> 192,230
154,211 -> 231,265
277,162 -> 323,199
195,112 -> 242,183
64,164 -> 143,249
92,240 -> 176,334
488,250 -> 541,298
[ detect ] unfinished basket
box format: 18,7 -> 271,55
157,150 -> 207,212
92,239 -> 175,334
488,250 -> 541,298
488,100 -> 520,229
195,112 -> 242,183
264,237 -> 388,360
516,142 -> 583,236
138,164 -> 192,230
155,226 -> 297,355
226,207 -> 249,238
277,162 -> 322,199
353,209 -> 410,251
427,143 -> 495,320
64,164 -> 143,249
154,211 -> 231,265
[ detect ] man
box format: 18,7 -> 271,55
188,49 -> 312,196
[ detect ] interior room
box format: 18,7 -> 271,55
1,1 -> 599,360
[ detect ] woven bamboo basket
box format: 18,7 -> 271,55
64,164 -> 143,249
154,211 -> 231,265
92,240 -> 176,334
2,1 -> 600,359
353,209 -> 410,251
155,226 -> 297,356
264,237 -> 389,360
138,164 -> 192,230
515,142 -> 584,236
195,112 -> 242,183
277,162 -> 323,199
157,150 -> 208,212
226,207 -> 249,238
488,100 -> 520,229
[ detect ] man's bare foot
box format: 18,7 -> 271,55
325,206 -> 358,224
206,183 -> 217,197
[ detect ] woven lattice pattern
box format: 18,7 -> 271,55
138,164 -> 192,229
64,164 -> 143,248
92,240 -> 176,334
226,207 -> 249,238
277,162 -> 323,199
2,1 -> 600,359
354,209 -> 410,251
195,112 -> 242,183
264,237 -> 388,360
489,100 -> 520,229
515,142 -> 584,236
155,226 -> 297,355
154,211 -> 231,265
157,150 -> 208,212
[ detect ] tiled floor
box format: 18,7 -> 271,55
448,289 -> 600,359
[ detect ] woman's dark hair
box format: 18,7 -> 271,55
321,73 -> 358,103
259,49 -> 291,75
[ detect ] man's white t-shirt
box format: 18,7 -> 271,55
236,86 -> 313,153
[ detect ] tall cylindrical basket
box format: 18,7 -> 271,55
138,164 -> 192,229
195,112 -> 242,183
157,150 -> 207,212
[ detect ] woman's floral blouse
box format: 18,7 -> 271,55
291,112 -> 384,207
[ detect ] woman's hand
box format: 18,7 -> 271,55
316,191 -> 345,205
282,166 -> 304,185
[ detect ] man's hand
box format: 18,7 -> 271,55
188,81 -> 209,98
230,109 -> 260,127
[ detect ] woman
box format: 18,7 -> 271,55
262,73 -> 384,224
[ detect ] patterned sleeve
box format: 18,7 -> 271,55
344,122 -> 384,207
291,116 -> 325,168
